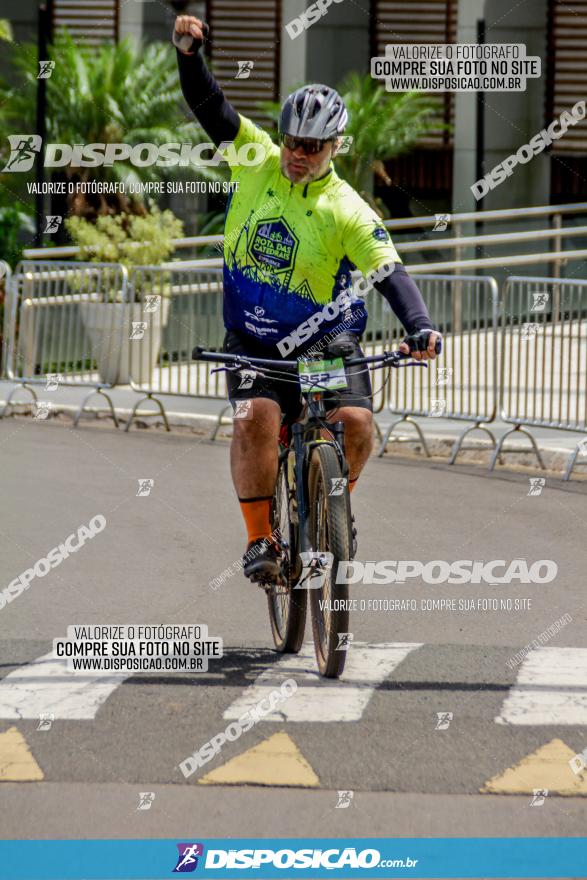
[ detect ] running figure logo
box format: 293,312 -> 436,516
435,712 -> 453,730
2,135 -> 42,172
329,477 -> 347,496
530,292 -> 549,311
173,843 -> 204,873
335,790 -> 354,808
235,61 -> 254,79
38,60 -> 55,79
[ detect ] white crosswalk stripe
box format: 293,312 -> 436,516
0,652 -> 129,720
496,647 -> 587,725
223,642 -> 422,722
2,644 -> 587,726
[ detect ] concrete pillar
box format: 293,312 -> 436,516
118,0 -> 144,43
452,0 -> 549,215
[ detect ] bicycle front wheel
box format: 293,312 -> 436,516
308,443 -> 351,677
267,453 -> 307,653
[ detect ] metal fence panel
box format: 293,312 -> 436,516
500,276 -> 587,432
125,266 -> 226,399
376,275 -> 499,422
1,261 -> 127,424
1,261 -> 12,379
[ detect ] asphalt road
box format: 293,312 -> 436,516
1,415 -> 586,839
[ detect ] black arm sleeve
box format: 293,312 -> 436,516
176,48 -> 240,147
373,265 -> 434,335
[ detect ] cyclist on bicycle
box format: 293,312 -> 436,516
175,16 -> 440,583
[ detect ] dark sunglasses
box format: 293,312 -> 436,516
280,134 -> 333,154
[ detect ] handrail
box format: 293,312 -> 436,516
21,200 -> 587,260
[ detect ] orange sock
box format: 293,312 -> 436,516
239,496 -> 272,544
349,477 -> 358,494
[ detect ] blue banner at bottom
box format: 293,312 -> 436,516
0,838 -> 585,880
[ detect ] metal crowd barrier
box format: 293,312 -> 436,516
123,266 -> 227,432
377,275 -> 499,462
1,260 -> 128,426
496,276 -> 587,479
1,261 -> 12,380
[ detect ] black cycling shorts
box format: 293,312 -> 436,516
223,330 -> 373,424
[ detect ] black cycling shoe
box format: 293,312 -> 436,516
242,538 -> 281,584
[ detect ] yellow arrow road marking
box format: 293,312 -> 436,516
0,727 -> 44,781
482,738 -> 587,795
198,731 -> 319,787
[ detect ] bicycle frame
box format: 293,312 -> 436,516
287,389 -> 349,565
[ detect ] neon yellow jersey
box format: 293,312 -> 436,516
221,114 -> 401,346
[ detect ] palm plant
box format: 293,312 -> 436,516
260,73 -> 446,214
336,72 -> 445,209
3,31 -> 224,218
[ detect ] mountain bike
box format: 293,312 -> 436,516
193,342 -> 434,677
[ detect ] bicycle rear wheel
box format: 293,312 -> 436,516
267,452 -> 307,652
308,443 -> 351,677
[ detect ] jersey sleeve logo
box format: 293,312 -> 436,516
372,224 -> 390,242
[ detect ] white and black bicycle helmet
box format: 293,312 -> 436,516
279,84 -> 348,140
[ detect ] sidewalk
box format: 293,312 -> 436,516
1,379 -> 586,477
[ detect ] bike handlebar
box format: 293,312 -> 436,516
191,342 -> 440,371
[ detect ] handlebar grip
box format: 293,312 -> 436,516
435,337 -> 442,355
192,345 -> 205,359
172,21 -> 209,53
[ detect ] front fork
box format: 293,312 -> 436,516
292,419 -> 348,559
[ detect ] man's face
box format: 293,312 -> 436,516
280,136 -> 337,184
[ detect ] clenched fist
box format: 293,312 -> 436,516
173,16 -> 208,54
